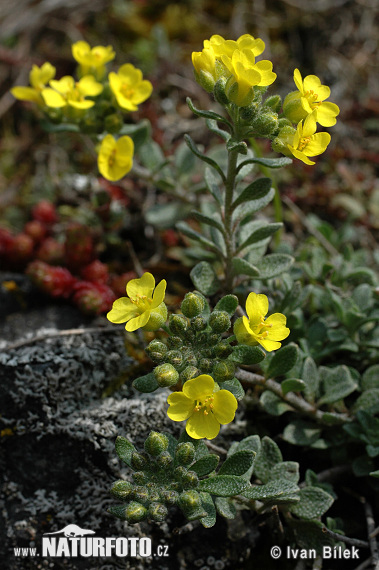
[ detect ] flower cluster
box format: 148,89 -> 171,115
192,35 -> 339,165
10,41 -> 152,181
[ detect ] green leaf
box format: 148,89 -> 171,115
236,223 -> 282,254
352,455 -> 375,477
190,262 -> 220,295
139,139 -> 166,171
191,454 -> 220,477
232,257 -> 260,277
186,97 -> 232,129
214,294 -> 238,316
282,420 -> 322,446
219,450 -> 256,476
40,121 -> 80,133
282,282 -> 311,313
226,138 -> 248,154
198,475 -> 250,497
215,497 -> 236,519
204,167 -> 223,205
232,178 -> 272,209
301,356 -> 320,403
370,470 -> 379,478
353,389 -> 379,414
206,119 -> 231,142
236,188 -> 276,223
269,462 -> 300,484
243,480 -> 299,502
260,391 -> 292,416
145,202 -> 192,229
236,156 -> 292,174
192,210 -> 225,234
281,378 -> 306,396
184,134 -> 226,182
362,365 -> 379,391
199,492 -> 217,528
253,436 -> 283,483
176,221 -> 223,255
235,435 -> 261,456
254,253 -> 294,279
218,378 -> 245,400
290,487 -> 334,520
266,343 -> 299,378
229,345 -> 265,365
289,519 -> 333,555
115,436 -> 136,467
162,432 -> 178,458
318,365 -> 358,405
132,372 -> 159,393
174,140 -> 196,175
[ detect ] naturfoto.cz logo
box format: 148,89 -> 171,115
13,524 -> 169,559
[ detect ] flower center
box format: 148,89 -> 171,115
194,395 -> 214,415
305,89 -> 321,108
252,315 -> 273,339
132,294 -> 153,312
298,136 -> 311,151
121,83 -> 135,99
108,148 -> 117,167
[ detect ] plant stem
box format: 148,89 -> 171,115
223,147 -> 239,292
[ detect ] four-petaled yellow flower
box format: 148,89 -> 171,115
286,111 -> 331,165
284,69 -> 340,127
204,34 -> 265,59
11,62 -> 56,105
42,75 -> 103,109
234,292 -> 290,352
97,134 -> 134,181
167,375 -> 238,440
107,272 -> 167,332
72,41 -> 115,79
109,64 -> 153,112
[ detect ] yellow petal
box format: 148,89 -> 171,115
11,86 -> 41,104
302,112 -> 317,137
72,41 -> 90,64
293,69 -> 303,93
49,76 -> 74,94
213,390 -> 238,424
265,314 -> 290,341
30,62 -> 56,89
183,375 -> 214,401
291,148 -> 315,165
132,80 -> 153,104
78,75 -> 103,96
234,316 -> 259,346
107,297 -> 137,324
125,310 -> 150,332
68,99 -> 94,109
316,102 -> 339,127
151,279 -> 167,309
302,132 -> 331,157
116,136 -> 134,164
118,63 -> 143,84
127,272 -> 155,300
167,392 -> 194,421
246,292 -> 269,323
186,410 -> 220,440
254,60 -> 276,87
258,338 -> 282,352
41,88 -> 67,107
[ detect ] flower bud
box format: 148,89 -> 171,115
154,363 -> 179,387
156,451 -> 173,469
212,360 -> 235,382
169,314 -> 189,335
185,354 -> 198,367
161,489 -> 179,505
181,470 -> 199,489
209,310 -> 231,333
124,501 -> 148,523
132,471 -> 148,485
133,486 -> 150,504
104,112 -> 123,134
263,95 -> 282,113
131,451 -> 148,471
283,91 -> 307,124
167,335 -> 182,349
143,303 -> 168,332
271,126 -> 296,156
213,341 -> 233,359
148,487 -> 161,503
174,466 -> 187,481
208,333 -> 221,346
193,69 -> 216,93
278,118 -> 293,129
190,315 -> 207,331
178,490 -> 207,521
110,480 -> 133,500
166,350 -> 183,367
181,292 -> 205,318
144,431 -> 169,456
149,502 -> 168,522
199,358 -> 213,373
213,77 -> 229,106
239,103 -> 260,122
175,442 -> 196,466
145,339 -> 168,363
252,110 -> 279,136
180,366 -> 200,383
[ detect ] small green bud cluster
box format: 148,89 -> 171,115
145,292 -> 237,388
109,433 -> 213,523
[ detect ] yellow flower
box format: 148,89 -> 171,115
42,75 -> 103,109
221,49 -> 276,106
109,64 -> 152,112
167,375 -> 238,440
107,272 -> 167,332
205,34 -> 265,59
11,62 -> 56,105
97,134 -> 134,181
72,41 -> 115,79
286,111 -> 331,165
283,68 -> 340,127
191,47 -> 219,92
234,292 -> 290,352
